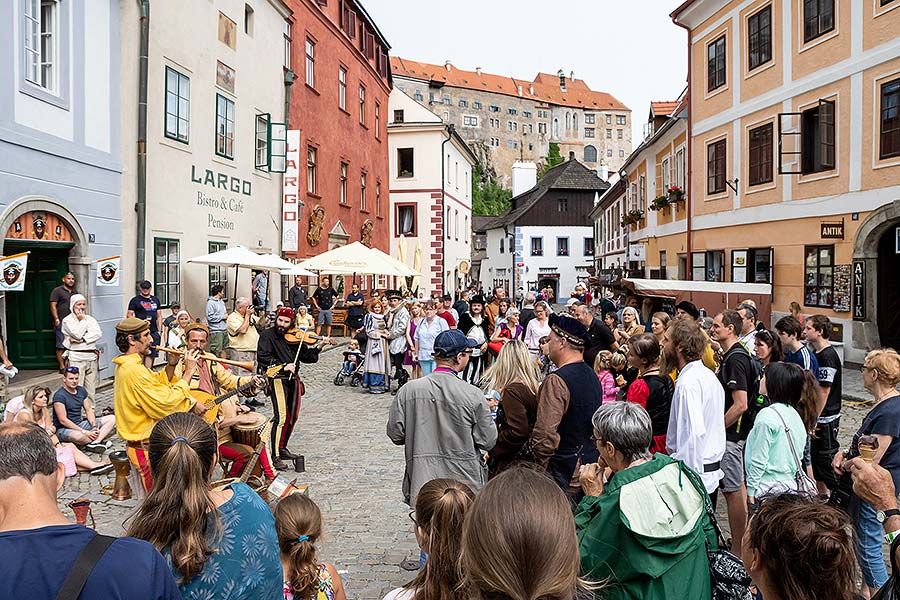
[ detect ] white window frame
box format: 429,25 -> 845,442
283,20 -> 291,69
254,113 -> 269,170
215,94 -> 235,159
307,145 -> 317,194
305,38 -> 315,88
164,66 -> 190,143
21,0 -> 69,108
339,66 -> 347,110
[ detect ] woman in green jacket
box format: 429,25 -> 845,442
576,402 -> 716,600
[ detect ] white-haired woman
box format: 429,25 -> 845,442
166,310 -> 193,349
481,340 -> 541,477
614,306 -> 644,346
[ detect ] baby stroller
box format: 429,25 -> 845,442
334,348 -> 364,387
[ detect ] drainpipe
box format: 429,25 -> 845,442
672,15 -> 693,280
440,125 -> 454,295
135,0 -> 150,281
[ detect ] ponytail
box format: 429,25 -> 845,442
797,369 -> 820,433
275,494 -> 323,599
407,479 -> 475,600
126,413 -> 219,583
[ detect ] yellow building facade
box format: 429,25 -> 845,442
671,0 -> 900,361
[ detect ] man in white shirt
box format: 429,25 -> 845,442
736,303 -> 758,356
664,318 -> 726,502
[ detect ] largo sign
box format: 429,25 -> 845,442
190,165 -> 250,231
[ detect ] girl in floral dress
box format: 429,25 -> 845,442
276,494 -> 347,600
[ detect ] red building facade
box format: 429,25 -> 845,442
286,0 -> 391,258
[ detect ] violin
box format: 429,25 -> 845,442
283,327 -> 320,345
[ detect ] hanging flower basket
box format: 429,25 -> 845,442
651,195 -> 670,211
667,186 -> 685,203
621,209 -> 645,227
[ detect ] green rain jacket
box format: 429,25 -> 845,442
575,454 -> 716,600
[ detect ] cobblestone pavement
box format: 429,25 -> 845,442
57,342 -> 418,599
54,355 -> 879,598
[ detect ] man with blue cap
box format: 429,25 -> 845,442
529,313 -> 603,500
387,329 -> 498,507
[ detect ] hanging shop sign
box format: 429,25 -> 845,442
852,260 -> 866,321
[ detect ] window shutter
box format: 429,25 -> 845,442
348,11 -> 357,38
366,32 -> 376,60
818,99 -> 835,170
777,112 -> 803,175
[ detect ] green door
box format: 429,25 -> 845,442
5,242 -> 72,369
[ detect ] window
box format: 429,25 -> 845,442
376,181 -> 382,216
164,67 -> 190,143
508,108 -> 518,115
244,4 -> 254,35
585,128 -> 595,138
375,102 -> 380,138
500,237 -> 505,254
620,149 -> 626,157
676,147 -> 686,188
283,20 -> 291,69
208,241 -> 228,291
473,100 -> 482,109
393,109 -> 404,123
459,98 -> 468,108
360,172 -> 367,210
307,145 -> 317,194
607,148 -> 613,157
489,104 -> 500,112
617,129 -> 623,139
585,114 -> 595,124
538,122 -> 546,134
748,123 -> 773,185
607,115 -> 612,124
803,0 -> 834,43
340,162 -> 347,204
616,115 -> 627,125
707,139 -> 727,194
556,237 -> 569,256
553,119 -> 559,137
584,145 -> 597,162
154,238 -> 180,306
523,110 -> 532,118
584,237 -> 594,256
732,248 -> 773,283
463,115 -> 478,127
454,209 -> 459,240
215,94 -> 235,158
414,90 -> 423,101
254,114 -> 269,169
748,6 -> 772,71
396,204 -> 416,236
662,157 -> 671,191
707,35 -> 727,92
606,129 -> 612,139
880,78 -> 900,160
801,99 -> 835,174
305,38 -> 315,87
692,250 -> 725,281
397,147 -> 414,177
442,94 -> 451,105
359,85 -> 366,125
339,67 -> 347,110
558,198 -> 568,212
804,245 -> 834,307
507,140 -> 518,149
531,237 -> 543,256
24,0 -> 59,92
527,123 -> 533,133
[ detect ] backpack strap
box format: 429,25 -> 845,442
55,533 -> 117,600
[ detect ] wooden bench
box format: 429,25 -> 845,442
311,306 -> 348,337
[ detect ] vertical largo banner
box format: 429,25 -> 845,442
0,252 -> 28,291
282,130 -> 301,252
96,256 -> 121,286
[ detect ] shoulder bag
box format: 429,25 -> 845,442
55,533 -> 116,600
772,405 -> 818,498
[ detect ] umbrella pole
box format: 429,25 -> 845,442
232,264 -> 239,310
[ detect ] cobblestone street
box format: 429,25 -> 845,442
57,343 -> 418,599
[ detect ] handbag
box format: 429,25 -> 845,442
772,405 -> 818,497
56,443 -> 77,477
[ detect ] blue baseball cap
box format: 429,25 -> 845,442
433,329 -> 478,357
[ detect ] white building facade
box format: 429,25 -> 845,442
120,0 -> 291,316
388,89 -> 475,297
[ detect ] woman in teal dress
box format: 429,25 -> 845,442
127,412 -> 283,600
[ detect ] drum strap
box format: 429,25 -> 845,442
55,533 -> 116,600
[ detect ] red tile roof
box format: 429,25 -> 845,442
650,101 -> 679,117
391,57 -> 629,112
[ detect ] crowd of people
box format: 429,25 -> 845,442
3,273 -> 900,599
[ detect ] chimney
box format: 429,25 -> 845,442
570,70 -> 575,82
444,60 -> 452,71
568,151 -> 575,160
517,84 -> 523,96
475,66 -> 482,75
528,84 -> 534,95
511,161 -> 538,197
558,69 -> 566,92
597,162 -> 609,182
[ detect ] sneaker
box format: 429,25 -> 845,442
0,365 -> 17,378
85,442 -> 107,454
89,463 -> 114,476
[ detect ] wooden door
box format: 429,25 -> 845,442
5,243 -> 71,369
878,227 -> 900,350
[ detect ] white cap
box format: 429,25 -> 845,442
566,297 -> 579,306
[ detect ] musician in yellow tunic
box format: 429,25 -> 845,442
167,322 -> 274,482
112,317 -> 206,492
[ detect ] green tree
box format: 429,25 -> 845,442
539,142 -> 564,178
471,159 -> 512,216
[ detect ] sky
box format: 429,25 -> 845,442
362,0 -> 689,143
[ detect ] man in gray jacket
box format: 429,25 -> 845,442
387,330 -> 497,506
386,290 -> 410,391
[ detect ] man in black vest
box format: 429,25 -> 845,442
529,314 -> 603,500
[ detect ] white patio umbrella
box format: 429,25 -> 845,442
297,242 -> 417,277
279,263 -> 316,277
187,245 -> 281,307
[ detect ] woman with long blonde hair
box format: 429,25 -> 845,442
127,412 -> 281,598
481,340 -> 541,477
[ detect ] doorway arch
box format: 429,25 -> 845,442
0,196 -> 90,368
852,199 -> 900,353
